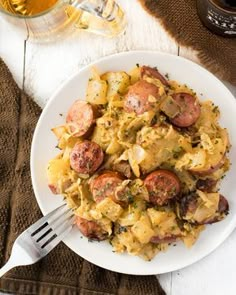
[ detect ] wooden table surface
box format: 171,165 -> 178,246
0,1 -> 235,294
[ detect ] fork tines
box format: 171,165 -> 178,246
28,204 -> 75,251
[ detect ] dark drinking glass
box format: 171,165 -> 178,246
197,0 -> 236,37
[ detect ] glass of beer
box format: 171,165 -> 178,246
0,0 -> 126,40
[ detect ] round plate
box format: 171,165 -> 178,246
31,51 -> 236,275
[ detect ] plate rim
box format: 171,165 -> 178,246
30,50 -> 236,275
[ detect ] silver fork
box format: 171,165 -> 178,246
0,203 -> 75,278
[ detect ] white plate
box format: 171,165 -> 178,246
31,51 -> 236,275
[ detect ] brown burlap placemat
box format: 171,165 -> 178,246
138,0 -> 236,86
0,58 -> 165,295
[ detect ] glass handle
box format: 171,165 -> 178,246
68,0 -> 126,36
70,0 -> 118,21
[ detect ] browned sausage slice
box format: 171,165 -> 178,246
112,161 -> 132,178
124,80 -> 160,115
70,141 -> 104,174
196,178 -> 217,192
200,195 -> 229,224
179,194 -> 197,218
197,194 -> 229,224
90,171 -> 123,203
48,180 -> 72,194
201,195 -> 229,224
48,184 -> 58,194
190,156 -> 225,176
218,195 -> 229,214
180,194 -> 229,225
141,66 -> 169,87
66,100 -> 96,137
170,93 -> 201,127
76,216 -> 107,241
144,170 -> 181,205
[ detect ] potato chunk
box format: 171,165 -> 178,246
97,198 -> 123,222
131,215 -> 154,244
101,71 -> 130,97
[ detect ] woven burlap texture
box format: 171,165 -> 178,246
139,0 -> 236,86
0,58 -> 165,295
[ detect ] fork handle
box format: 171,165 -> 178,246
0,260 -> 15,278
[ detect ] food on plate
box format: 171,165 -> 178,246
141,65 -> 169,87
124,80 -> 160,114
70,141 -> 104,174
76,216 -> 108,240
90,171 -> 123,203
169,93 -> 201,127
66,100 -> 98,137
144,170 -> 181,205
47,64 -> 231,261
179,192 -> 229,225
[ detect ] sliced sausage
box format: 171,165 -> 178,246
150,234 -> 180,244
112,161 -> 132,178
124,80 -> 160,115
48,184 -> 58,194
76,216 -> 107,241
180,194 -> 229,225
141,66 -> 169,87
90,171 -> 123,203
66,100 -> 97,137
115,185 -> 133,206
218,195 -> 229,214
144,170 -> 181,206
179,194 -> 198,218
197,195 -> 229,224
48,179 -> 72,194
170,93 -> 201,127
190,156 -> 225,176
70,141 -> 104,174
196,178 -> 217,193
